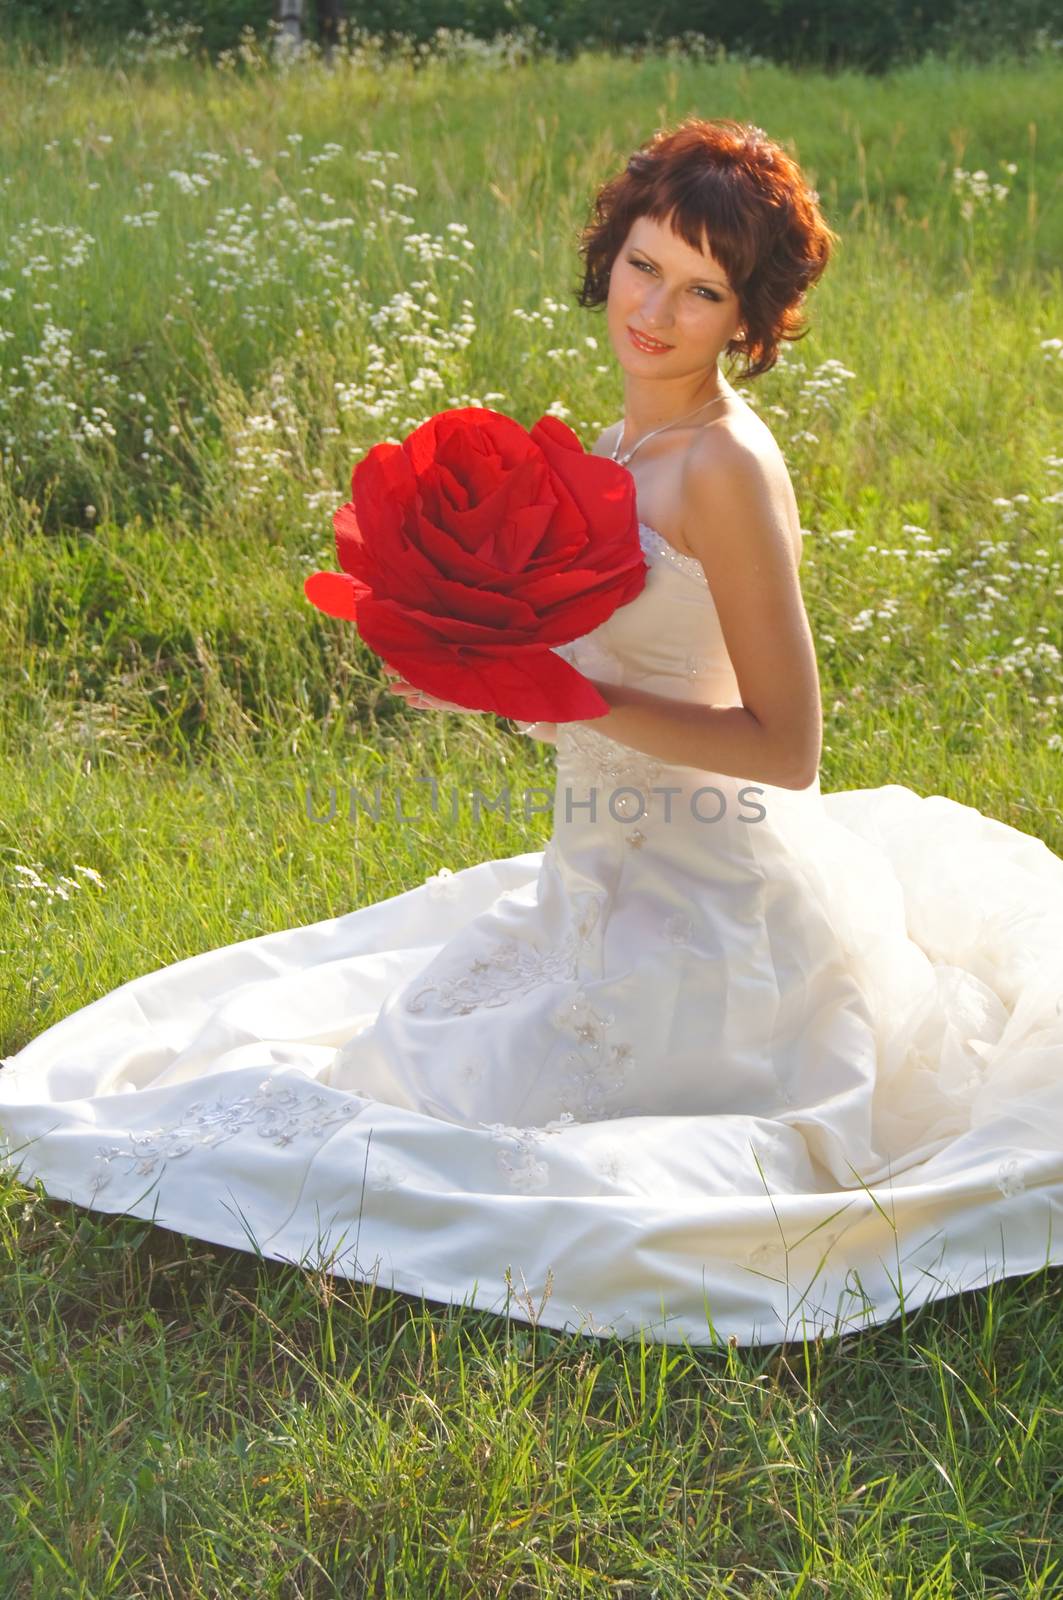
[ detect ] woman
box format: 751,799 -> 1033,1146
3,119 -> 1062,1349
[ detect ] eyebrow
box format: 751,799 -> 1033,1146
630,247 -> 730,292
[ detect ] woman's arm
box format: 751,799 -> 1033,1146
575,683 -> 805,788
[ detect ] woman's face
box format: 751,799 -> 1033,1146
606,211 -> 744,375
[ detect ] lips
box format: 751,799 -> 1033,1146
628,326 -> 673,352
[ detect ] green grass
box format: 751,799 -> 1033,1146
0,28 -> 1062,1595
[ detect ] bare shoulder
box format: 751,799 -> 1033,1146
681,416 -> 804,568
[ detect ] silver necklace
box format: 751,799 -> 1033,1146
610,391 -> 729,467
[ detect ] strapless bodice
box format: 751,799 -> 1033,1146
553,520 -> 738,706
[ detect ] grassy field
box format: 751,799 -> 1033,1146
1,27 -> 1062,1596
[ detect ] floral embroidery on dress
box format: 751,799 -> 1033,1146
359,1151 -> 410,1193
457,1055 -> 488,1088
996,1156 -> 1026,1198
592,1142 -> 632,1187
745,1227 -> 843,1273
555,720 -> 665,813
745,1238 -> 787,1270
662,911 -> 694,945
551,988 -> 636,1121
482,1113 -> 574,1192
89,1076 -> 360,1195
403,892 -> 604,1016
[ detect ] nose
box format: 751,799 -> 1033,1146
640,284 -> 675,331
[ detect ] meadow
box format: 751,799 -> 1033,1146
0,22 -> 1062,1596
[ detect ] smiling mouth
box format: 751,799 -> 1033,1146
628,327 -> 673,351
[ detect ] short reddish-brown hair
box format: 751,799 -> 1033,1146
575,117 -> 839,380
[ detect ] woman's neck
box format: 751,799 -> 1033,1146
620,371 -> 732,435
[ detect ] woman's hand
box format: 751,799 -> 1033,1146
515,719 -> 558,744
381,665 -> 480,715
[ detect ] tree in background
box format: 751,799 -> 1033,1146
274,0 -> 342,59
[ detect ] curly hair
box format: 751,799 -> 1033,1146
575,118 -> 839,380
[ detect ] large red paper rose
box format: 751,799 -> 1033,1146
303,407 -> 647,722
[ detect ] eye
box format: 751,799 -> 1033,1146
628,257 -> 721,302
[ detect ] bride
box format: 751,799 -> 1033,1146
3,117 -> 1062,1350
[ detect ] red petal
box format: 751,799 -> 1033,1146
303,571 -> 367,620
368,631 -> 611,721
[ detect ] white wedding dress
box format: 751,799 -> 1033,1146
3,520 -> 1062,1347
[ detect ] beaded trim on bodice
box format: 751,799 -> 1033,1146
637,522 -> 707,585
